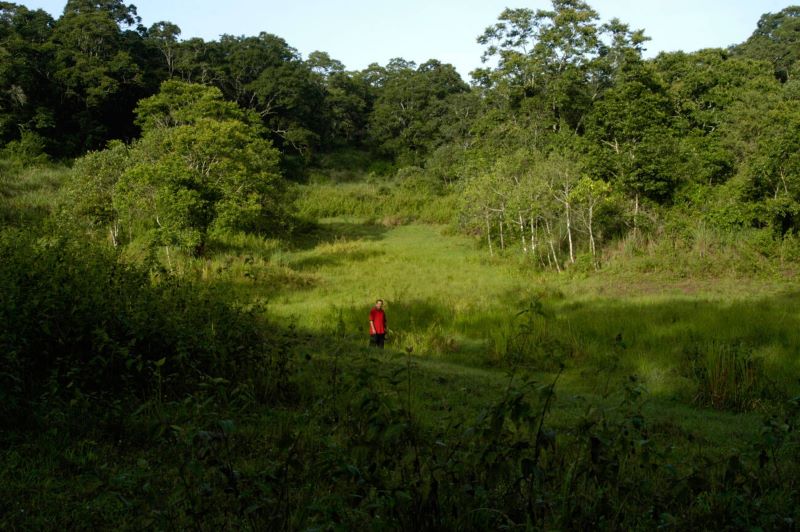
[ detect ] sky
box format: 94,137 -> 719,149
20,0 -> 795,79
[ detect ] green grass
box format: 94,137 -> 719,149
5,159 -> 794,439
0,164 -> 70,227
172,216 -> 800,449
6,169 -> 800,528
295,182 -> 459,224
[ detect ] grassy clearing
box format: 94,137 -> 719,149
173,216 -> 800,449
5,169 -> 800,528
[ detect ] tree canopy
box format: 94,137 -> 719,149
4,0 -> 800,264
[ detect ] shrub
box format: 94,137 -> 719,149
64,140 -> 130,241
0,229 -> 291,431
0,131 -> 49,169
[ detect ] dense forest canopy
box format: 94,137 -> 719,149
1,0 -> 800,260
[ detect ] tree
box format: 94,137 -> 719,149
60,0 -> 140,26
368,58 -> 469,165
70,81 -> 289,256
47,0 -> 145,153
572,175 -> 612,263
583,62 -> 677,237
215,33 -> 325,160
147,21 -> 181,77
544,151 -> 580,264
461,148 -> 581,270
0,3 -> 56,145
739,98 -> 800,235
734,6 -> 800,82
306,50 -> 344,78
321,69 -> 371,147
474,1 -> 603,133
173,37 -> 219,84
133,78 -> 248,130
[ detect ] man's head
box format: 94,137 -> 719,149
375,299 -> 384,309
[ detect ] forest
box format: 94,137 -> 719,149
3,0 -> 800,529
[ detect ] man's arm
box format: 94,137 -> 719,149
369,318 -> 376,334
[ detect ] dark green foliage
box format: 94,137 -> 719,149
455,2 -> 800,268
0,229 -> 289,431
7,1 -> 800,527
210,33 -> 325,160
368,59 -> 470,166
733,6 -> 800,82
0,3 -> 56,146
67,81 -> 292,253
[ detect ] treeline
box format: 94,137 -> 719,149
2,0 -> 800,266
456,4 -> 800,267
0,0 -> 467,172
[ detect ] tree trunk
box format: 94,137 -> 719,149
544,219 -> 561,273
518,213 -> 527,254
499,214 -> 505,252
588,204 -> 595,258
109,221 -> 119,248
588,204 -> 598,270
549,239 -> 561,273
565,199 -> 575,264
485,214 -> 493,257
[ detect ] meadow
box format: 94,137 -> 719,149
3,167 -> 800,529
183,210 -> 800,431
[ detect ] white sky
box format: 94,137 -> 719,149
20,0 -> 795,79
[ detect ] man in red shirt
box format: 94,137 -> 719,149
369,299 -> 387,348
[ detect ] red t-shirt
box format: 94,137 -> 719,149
369,307 -> 386,334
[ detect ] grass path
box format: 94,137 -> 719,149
272,220 -> 530,331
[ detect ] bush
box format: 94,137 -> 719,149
64,140 -> 130,237
0,131 -> 49,170
0,229 -> 291,431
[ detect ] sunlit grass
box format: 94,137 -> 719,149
0,164 -> 70,227
180,217 -> 800,435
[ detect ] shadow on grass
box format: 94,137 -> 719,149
303,289 -> 800,406
205,237 -> 278,257
291,220 -> 391,250
209,266 -> 320,300
292,248 -> 386,270
0,203 -> 51,228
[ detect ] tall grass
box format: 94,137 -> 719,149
691,342 -> 772,411
600,220 -> 796,278
188,215 -> 800,410
0,164 -> 70,227
295,181 -> 459,225
7,165 -> 796,411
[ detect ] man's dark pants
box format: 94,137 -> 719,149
370,333 -> 385,348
